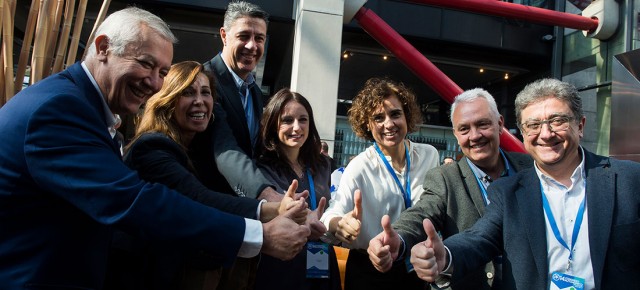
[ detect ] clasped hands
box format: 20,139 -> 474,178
261,179 -> 329,260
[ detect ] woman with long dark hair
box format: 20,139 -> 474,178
254,88 -> 341,290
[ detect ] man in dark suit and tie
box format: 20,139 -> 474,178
411,78 -> 640,289
195,2 -> 290,289
367,88 -> 532,289
194,1 -> 284,202
0,7 -> 309,290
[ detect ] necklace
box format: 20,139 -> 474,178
291,161 -> 305,178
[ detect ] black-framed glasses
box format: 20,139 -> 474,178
520,116 -> 574,136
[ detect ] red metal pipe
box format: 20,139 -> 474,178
404,0 -> 598,32
354,7 -> 526,153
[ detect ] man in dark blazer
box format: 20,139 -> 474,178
194,1 -> 283,202
413,79 -> 640,289
195,2 -> 287,290
0,7 -> 309,290
368,88 -> 532,289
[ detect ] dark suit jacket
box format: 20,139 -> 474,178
106,132 -> 261,290
125,133 -> 259,218
395,152 -> 532,289
445,149 -> 640,289
0,63 -> 245,290
191,54 -> 270,198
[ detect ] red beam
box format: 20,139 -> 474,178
354,7 -> 526,153
404,0 -> 598,32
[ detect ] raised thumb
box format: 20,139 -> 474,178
285,179 -> 299,200
315,196 -> 327,218
423,218 -> 440,247
381,215 -> 396,245
352,189 -> 362,220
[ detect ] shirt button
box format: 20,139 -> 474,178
487,272 -> 494,279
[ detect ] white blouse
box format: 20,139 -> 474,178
321,140 -> 439,249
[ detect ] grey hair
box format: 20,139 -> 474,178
85,7 -> 177,59
450,88 -> 500,123
514,78 -> 583,125
223,1 -> 269,30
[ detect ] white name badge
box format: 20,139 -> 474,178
306,241 -> 329,278
550,271 -> 585,290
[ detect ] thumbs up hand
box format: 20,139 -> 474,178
367,215 -> 401,273
330,189 -> 362,244
279,179 -> 309,225
410,219 -> 448,282
307,196 -> 327,240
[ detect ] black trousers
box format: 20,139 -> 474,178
344,249 -> 426,290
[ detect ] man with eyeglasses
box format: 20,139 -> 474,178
410,78 -> 640,289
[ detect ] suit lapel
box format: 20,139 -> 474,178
505,152 -> 533,172
458,157 -> 487,216
66,63 -> 120,154
250,83 -> 264,117
212,55 -> 250,135
583,151 -> 613,290
516,169 -> 549,284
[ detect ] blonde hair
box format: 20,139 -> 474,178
128,61 -> 215,151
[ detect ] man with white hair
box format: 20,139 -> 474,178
0,7 -> 309,290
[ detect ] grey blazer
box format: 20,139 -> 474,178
445,149 -> 640,289
394,152 -> 532,289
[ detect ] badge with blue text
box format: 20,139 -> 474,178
306,241 -> 329,278
550,272 -> 585,290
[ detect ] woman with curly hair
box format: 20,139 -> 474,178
254,88 -> 341,290
320,77 -> 439,289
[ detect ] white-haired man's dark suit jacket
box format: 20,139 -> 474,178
0,63 -> 245,290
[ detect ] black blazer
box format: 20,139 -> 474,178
191,54 -> 271,198
105,132 -> 260,290
125,132 -> 259,217
446,150 -> 640,289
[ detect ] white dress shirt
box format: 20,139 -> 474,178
535,147 -> 594,290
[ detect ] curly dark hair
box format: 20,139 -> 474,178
348,77 -> 422,141
257,88 -> 324,174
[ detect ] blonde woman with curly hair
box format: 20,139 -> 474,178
321,77 -> 439,290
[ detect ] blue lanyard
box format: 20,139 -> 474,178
374,142 -> 411,209
466,150 -> 512,206
306,168 -> 317,210
540,182 -> 586,271
471,171 -> 491,206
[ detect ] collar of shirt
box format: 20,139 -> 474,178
535,146 -> 594,289
466,150 -> 511,189
221,56 -> 256,93
534,146 -> 586,192
81,62 -> 118,138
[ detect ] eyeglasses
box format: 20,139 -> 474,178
520,116 -> 573,136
